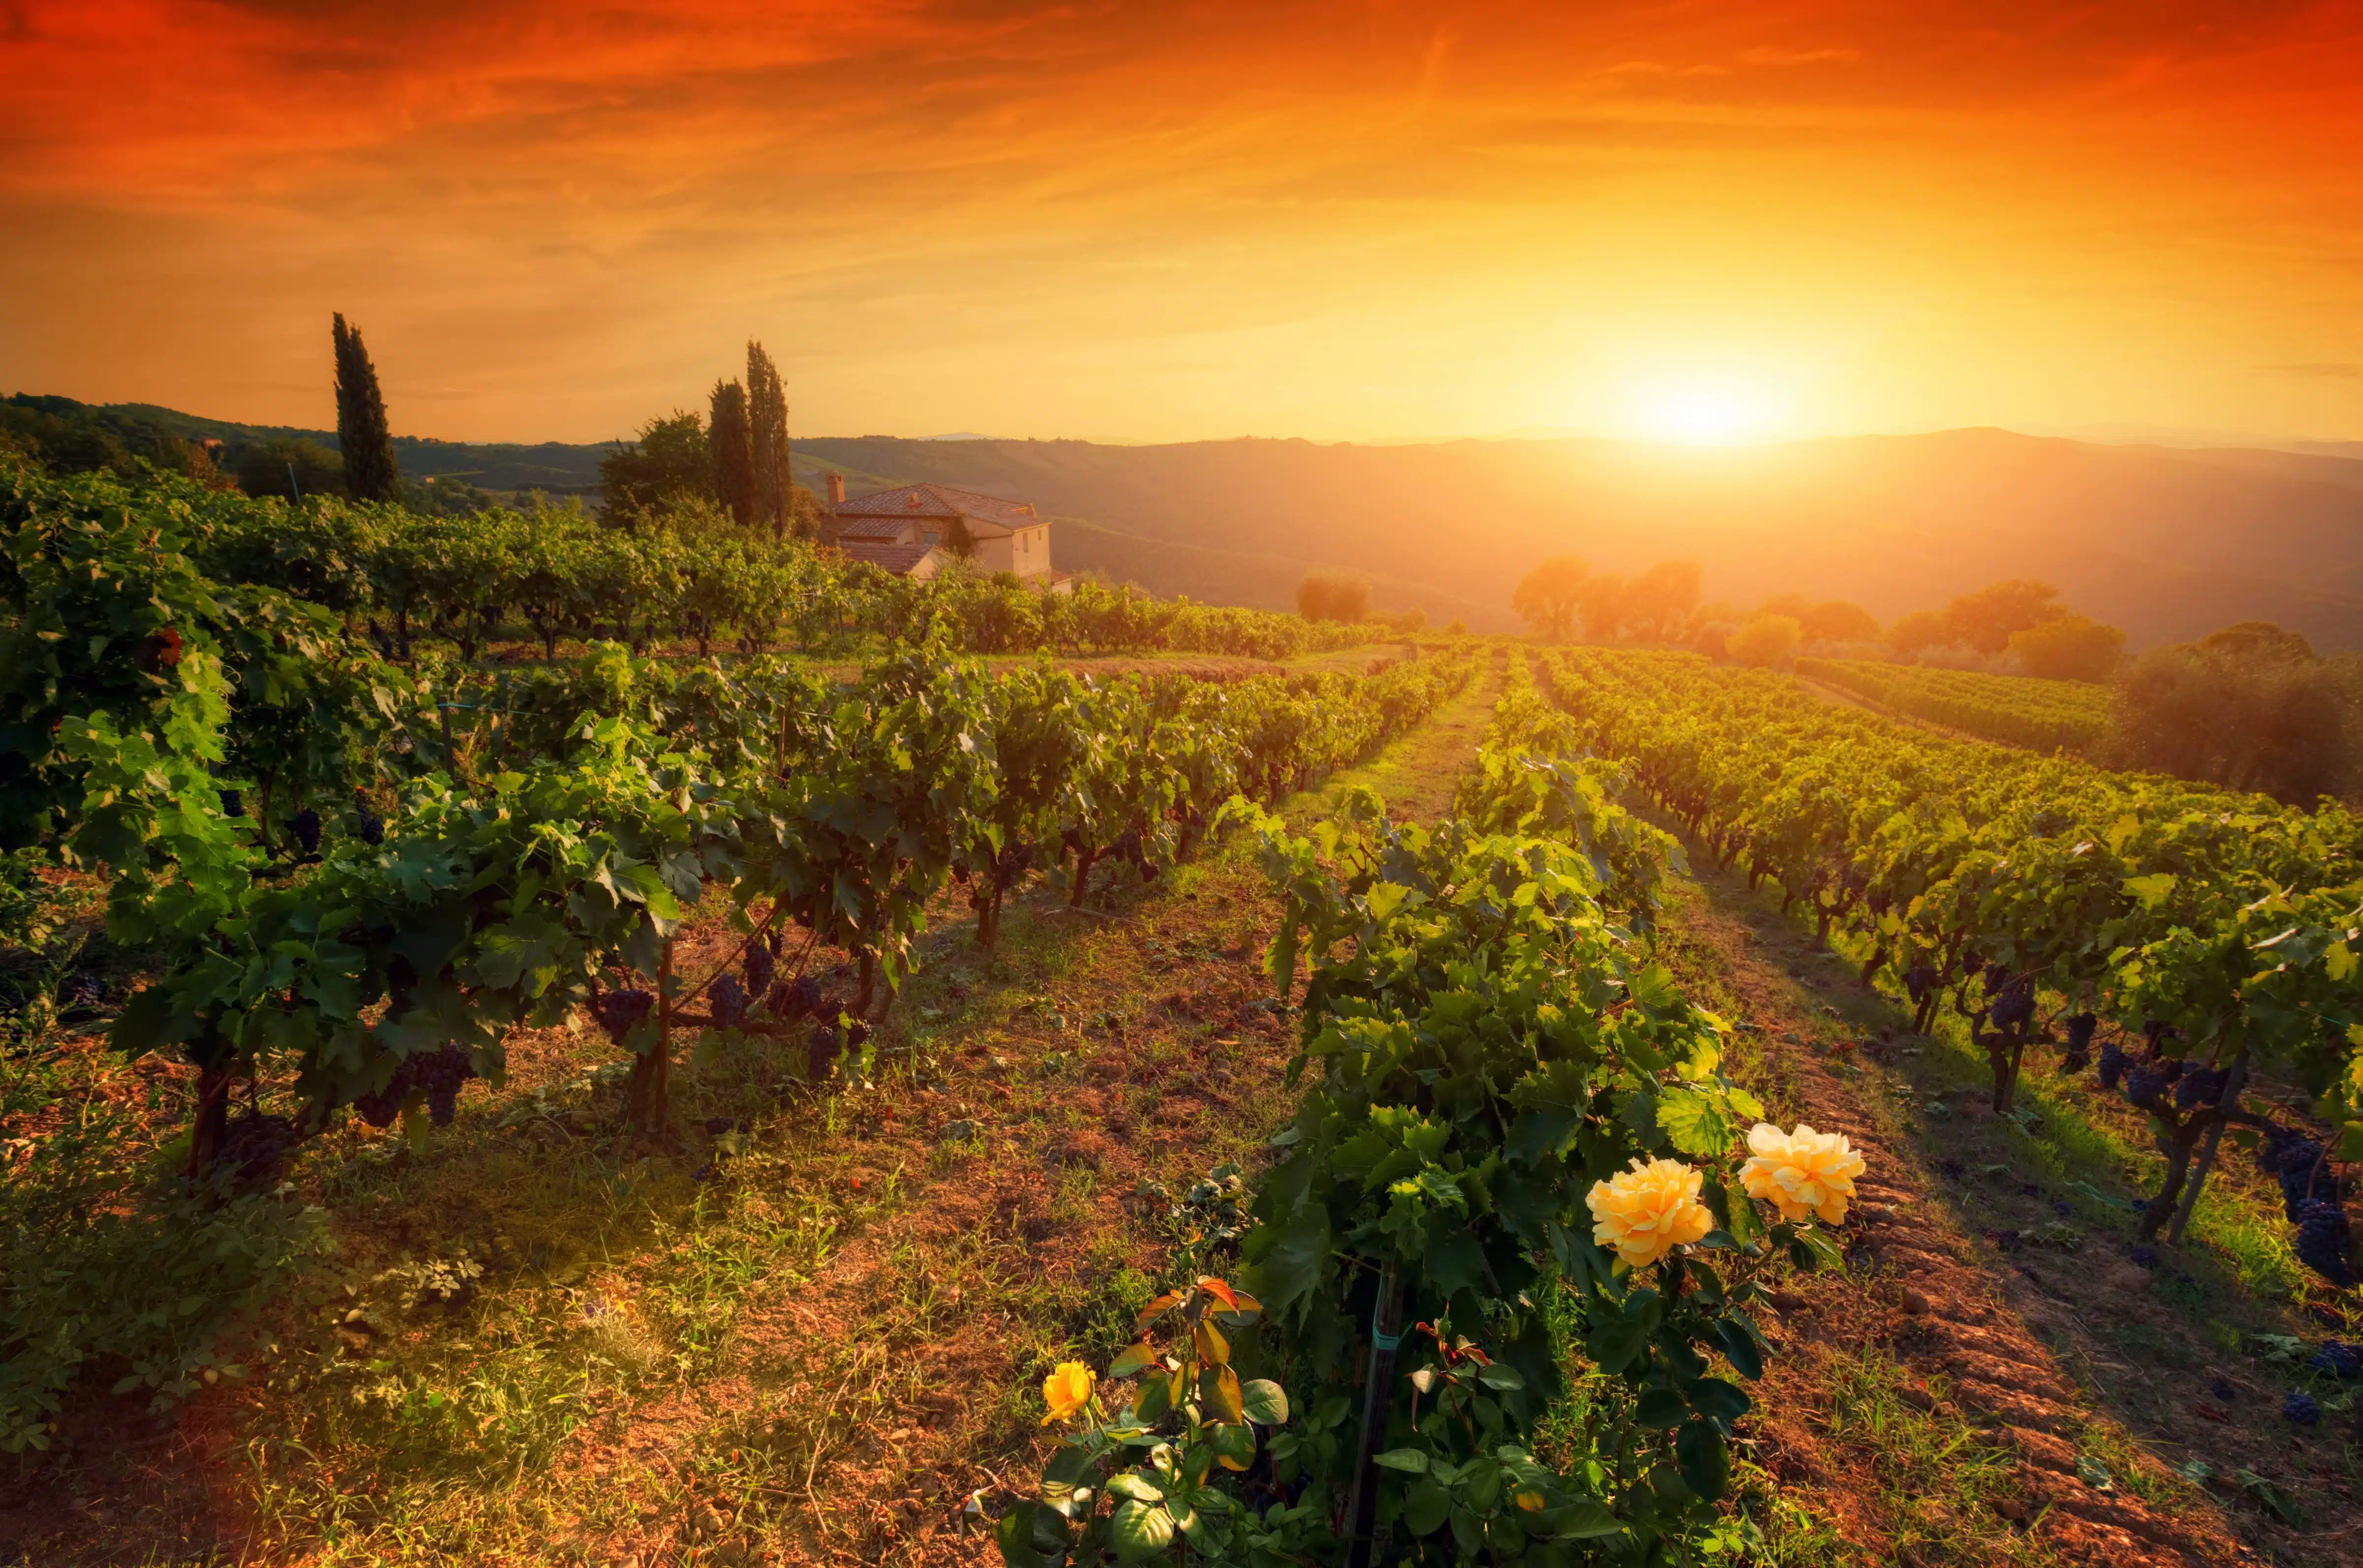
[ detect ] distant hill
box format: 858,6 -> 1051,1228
22,396 -> 2363,646
792,430 -> 2363,648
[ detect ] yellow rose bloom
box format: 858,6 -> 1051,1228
1587,1157 -> 1714,1267
1041,1360 -> 1096,1424
1740,1122 -> 1866,1224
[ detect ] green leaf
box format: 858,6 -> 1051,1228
1207,1421 -> 1258,1472
1635,1389 -> 1688,1429
1372,1447 -> 1430,1474
1248,1210 -> 1331,1315
1688,1377 -> 1752,1431
1107,1471 -> 1165,1504
1656,1086 -> 1734,1157
1109,1500 -> 1177,1562
1675,1419 -> 1730,1501
1552,1499 -> 1624,1539
1714,1318 -> 1765,1381
994,1500 -> 1070,1568
1239,1378 -> 1289,1425
1403,1478 -> 1452,1537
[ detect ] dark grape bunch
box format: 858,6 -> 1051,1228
2284,1391 -> 2322,1425
2174,1066 -> 2229,1111
709,973 -> 749,1029
2310,1340 -> 2361,1380
743,937 -> 776,1001
2060,1012 -> 2097,1074
771,975 -> 823,1018
357,808 -> 385,846
2097,1037 -> 2126,1091
1982,962 -> 2011,996
290,808 -> 322,855
217,1111 -> 303,1182
351,1043 -> 479,1128
594,987 -> 655,1044
221,788 -> 245,818
2122,1063 -> 2168,1107
1904,964 -> 1938,1004
2295,1200 -> 2356,1288
1989,978 -> 2034,1031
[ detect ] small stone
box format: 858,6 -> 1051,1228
1899,1290 -> 1932,1316
1898,1386 -> 1935,1412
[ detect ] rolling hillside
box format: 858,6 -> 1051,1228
28,396 -> 2363,645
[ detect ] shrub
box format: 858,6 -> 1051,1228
2106,628 -> 2354,804
1727,613 -> 1802,668
1296,572 -> 1369,623
2009,613 -> 2125,681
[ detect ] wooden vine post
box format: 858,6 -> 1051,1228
1341,1266 -> 1407,1568
624,937 -> 674,1133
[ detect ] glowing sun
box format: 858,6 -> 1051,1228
1632,381 -> 1766,444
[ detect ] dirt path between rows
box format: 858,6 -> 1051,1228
1663,874 -> 2290,1567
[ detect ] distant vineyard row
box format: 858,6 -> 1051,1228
31,461 -> 1379,667
1797,656 -> 2112,753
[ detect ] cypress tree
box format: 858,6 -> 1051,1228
331,313 -> 401,503
709,378 -> 755,527
746,340 -> 789,540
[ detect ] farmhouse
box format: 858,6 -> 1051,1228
824,473 -> 1065,587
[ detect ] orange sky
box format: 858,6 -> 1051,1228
3,1 -> 2361,445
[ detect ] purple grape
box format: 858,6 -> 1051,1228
2309,1341 -> 2361,1380
1990,981 -> 2034,1030
2123,1064 -> 2168,1107
221,788 -> 244,818
2295,1202 -> 2356,1287
743,939 -> 776,1000
2065,1013 -> 2098,1051
1904,964 -> 1938,1004
710,973 -> 749,1029
2098,1039 -> 2126,1091
290,808 -> 321,854
2208,1378 -> 2235,1401
2283,1391 -> 2321,1425
357,808 -> 384,846
216,1111 -> 302,1181
2174,1066 -> 2229,1111
594,988 -> 654,1044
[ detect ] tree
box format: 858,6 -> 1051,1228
1296,572 -> 1369,622
599,410 -> 712,518
1885,608 -> 1952,656
2108,632 -> 2352,804
233,437 -> 344,502
1942,579 -> 2063,654
1622,560 -> 1701,641
1575,571 -> 1629,641
1511,556 -> 1588,640
944,516 -> 980,560
746,341 -> 789,539
1728,613 -> 1803,668
709,378 -> 754,527
2201,621 -> 2313,663
2009,614 -> 2125,681
1799,599 -> 1880,647
331,314 -> 401,503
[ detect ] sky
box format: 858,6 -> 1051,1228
3,1 -> 2361,447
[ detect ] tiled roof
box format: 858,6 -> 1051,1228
839,540 -> 942,575
833,481 -> 1039,534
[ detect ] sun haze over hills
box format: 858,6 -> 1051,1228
5,2 -> 2363,449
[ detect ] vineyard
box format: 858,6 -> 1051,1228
1796,658 -> 2113,754
4,454 -> 2363,1568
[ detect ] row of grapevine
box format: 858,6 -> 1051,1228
999,664 -> 1863,1565
28,460 -> 1376,665
1796,657 -> 2111,753
1540,648 -> 2363,1278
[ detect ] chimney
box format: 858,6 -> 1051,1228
827,472 -> 845,507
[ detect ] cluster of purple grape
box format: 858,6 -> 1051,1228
2061,1012 -> 2097,1069
357,807 -> 385,846
2097,1036 -> 2126,1090
593,987 -> 655,1044
1904,963 -> 1938,1004
743,933 -> 777,1000
2173,1066 -> 2230,1110
2310,1340 -> 2361,1380
221,788 -> 245,818
2123,1063 -> 2169,1107
290,808 -> 322,855
216,1110 -> 304,1182
352,1044 -> 479,1128
2284,1390 -> 2322,1425
709,973 -> 750,1029
2296,1202 -> 2357,1288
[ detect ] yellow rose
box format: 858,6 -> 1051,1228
1740,1122 -> 1866,1225
1586,1157 -> 1714,1267
1041,1360 -> 1096,1424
